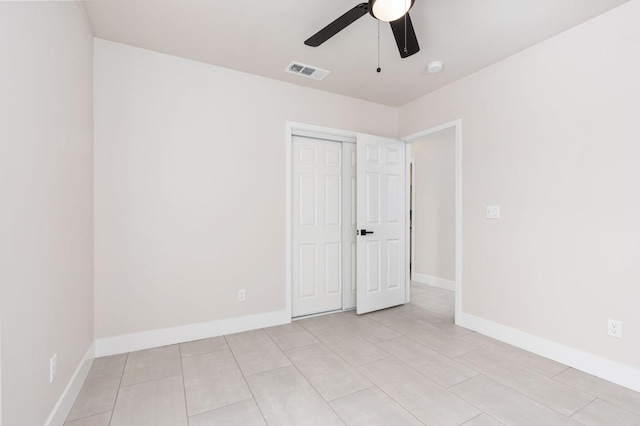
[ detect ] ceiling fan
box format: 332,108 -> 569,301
304,0 -> 419,59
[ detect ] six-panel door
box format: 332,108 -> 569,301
292,136 -> 344,317
356,133 -> 406,314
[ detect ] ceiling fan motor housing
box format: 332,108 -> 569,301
369,0 -> 415,22
304,0 -> 420,58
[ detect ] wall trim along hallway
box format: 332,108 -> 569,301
413,273 -> 455,291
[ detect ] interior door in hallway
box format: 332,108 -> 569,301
356,133 -> 407,314
292,135 -> 345,317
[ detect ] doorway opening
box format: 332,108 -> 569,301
403,119 -> 462,322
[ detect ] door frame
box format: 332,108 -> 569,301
285,121 -> 358,319
409,157 -> 415,280
401,119 -> 462,322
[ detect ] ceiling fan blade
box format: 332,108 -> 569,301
305,3 -> 369,47
389,13 -> 420,58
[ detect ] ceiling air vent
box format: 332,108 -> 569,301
285,61 -> 330,81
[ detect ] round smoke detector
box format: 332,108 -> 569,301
427,61 -> 444,74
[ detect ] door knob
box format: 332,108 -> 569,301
358,229 -> 374,235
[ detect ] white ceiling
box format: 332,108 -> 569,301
81,0 -> 628,106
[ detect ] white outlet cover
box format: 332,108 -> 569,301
608,319 -> 622,338
50,354 -> 57,383
486,205 -> 501,219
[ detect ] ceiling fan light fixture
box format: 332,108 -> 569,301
369,0 -> 415,22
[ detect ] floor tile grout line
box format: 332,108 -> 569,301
280,338 -> 378,402
486,413 -> 507,426
225,328 -> 282,356
447,373 -> 480,390
180,342 -> 230,359
450,355 -> 597,418
552,368 -> 640,413
572,394 -> 640,419
354,374 -> 429,425
454,336 -> 571,379
369,342 -> 483,390
412,299 -> 457,313
272,319 -> 423,423
340,322 -> 404,345
297,320 -> 344,335
224,333 -> 270,426
180,345 -> 256,415
274,333 -> 349,425
304,324 -> 395,368
609,397 -> 640,418
63,410 -> 112,424
569,397 -> 599,419
550,365 -> 571,378
107,352 -> 128,426
284,333 -> 383,375
347,324 -> 481,424
392,317 -> 468,342
466,412 -> 506,426
180,348 -> 228,359
377,330 -> 482,364
241,363 -> 293,379
273,338 -> 319,352
116,372 -> 184,389
178,345 -> 255,417
398,331 -> 479,359
444,374 -> 503,424
177,343 -> 190,425
331,385 -> 428,426
459,413 -> 491,426
186,397 -> 255,422
360,347 -> 474,395
263,323 -> 322,352
452,373 -> 585,420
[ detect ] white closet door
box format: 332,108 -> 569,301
356,133 -> 406,314
292,136 -> 343,317
342,142 -> 357,310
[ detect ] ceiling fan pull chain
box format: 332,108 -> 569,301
377,20 -> 381,72
404,0 -> 408,54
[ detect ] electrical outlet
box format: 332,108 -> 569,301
608,319 -> 622,338
50,354 -> 57,383
238,289 -> 246,302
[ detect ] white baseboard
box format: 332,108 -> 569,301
412,272 -> 455,291
44,310 -> 291,424
45,342 -> 95,426
457,312 -> 640,393
95,309 -> 291,357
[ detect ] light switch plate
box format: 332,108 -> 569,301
486,205 -> 500,219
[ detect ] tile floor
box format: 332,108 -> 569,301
65,283 -> 640,425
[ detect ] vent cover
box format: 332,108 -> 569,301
285,61 -> 330,80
